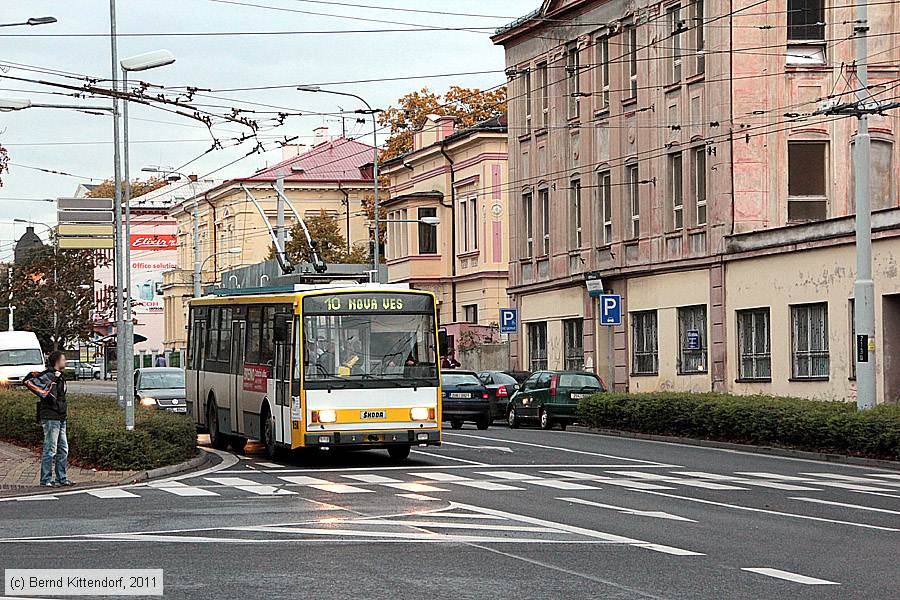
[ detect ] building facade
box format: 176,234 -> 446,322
494,0 -> 900,403
163,137 -> 376,351
381,114 -> 510,349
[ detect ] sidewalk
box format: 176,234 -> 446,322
0,440 -> 135,493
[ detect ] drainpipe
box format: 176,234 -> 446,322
439,143 -> 457,323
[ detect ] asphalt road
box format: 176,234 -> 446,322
1,425 -> 898,599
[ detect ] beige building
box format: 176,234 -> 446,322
494,0 -> 900,403
381,114 -> 510,349
163,136 -> 376,350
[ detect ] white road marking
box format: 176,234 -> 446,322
804,481 -> 896,492
206,477 -> 296,496
865,473 -> 900,480
429,512 -> 507,520
395,493 -> 441,501
607,471 -> 748,490
741,568 -> 839,585
445,432 -> 674,465
526,479 -> 601,491
212,463 -> 674,475
385,482 -> 449,492
86,488 -> 140,499
799,472 -> 900,488
634,490 -> 900,531
442,441 -> 513,453
673,471 -> 821,491
560,497 -> 696,522
456,480 -> 525,491
475,470 -> 540,481
409,472 -> 471,482
353,519 -> 558,533
735,472 -> 813,481
791,497 -> 900,515
410,450 -> 487,465
257,462 -> 285,469
342,474 -> 403,484
15,496 -> 58,501
541,471 -> 674,490
148,481 -> 219,497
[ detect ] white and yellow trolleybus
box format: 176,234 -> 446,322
186,284 -> 442,459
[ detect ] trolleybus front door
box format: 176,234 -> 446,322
231,320 -> 246,435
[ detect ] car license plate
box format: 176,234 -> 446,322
360,410 -> 386,420
168,407 -> 187,413
570,393 -> 590,400
449,392 -> 471,399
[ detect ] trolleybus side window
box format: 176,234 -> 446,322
247,306 -> 262,364
208,307 -> 220,361
218,307 -> 232,363
260,306 -> 275,365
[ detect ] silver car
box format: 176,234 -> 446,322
135,367 -> 187,413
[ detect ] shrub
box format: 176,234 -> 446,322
0,388 -> 196,471
578,392 -> 900,460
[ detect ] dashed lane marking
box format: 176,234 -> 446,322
148,481 -> 219,497
205,477 -> 296,496
790,497 -> 900,515
560,497 -> 697,522
278,476 -> 372,494
86,488 -> 141,499
741,568 -> 839,586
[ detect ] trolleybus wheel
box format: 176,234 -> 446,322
207,401 -> 229,450
387,445 -> 411,461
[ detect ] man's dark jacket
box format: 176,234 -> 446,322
24,370 -> 67,421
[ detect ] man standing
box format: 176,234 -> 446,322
25,351 -> 72,487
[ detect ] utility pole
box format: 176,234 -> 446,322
6,266 -> 13,331
276,176 -> 286,260
108,0 -> 126,411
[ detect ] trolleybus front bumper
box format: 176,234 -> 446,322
304,429 -> 440,448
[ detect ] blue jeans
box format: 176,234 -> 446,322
40,420 -> 68,484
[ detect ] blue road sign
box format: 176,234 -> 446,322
599,295 -> 622,326
499,308 -> 518,334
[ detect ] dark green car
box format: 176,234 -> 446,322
507,371 -> 606,430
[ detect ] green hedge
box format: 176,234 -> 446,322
0,390 -> 196,471
578,393 -> 900,460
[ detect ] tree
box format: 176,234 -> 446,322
0,244 -> 109,350
378,85 -> 507,162
274,210 -> 371,266
86,177 -> 165,199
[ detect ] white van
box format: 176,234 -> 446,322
0,331 -> 45,386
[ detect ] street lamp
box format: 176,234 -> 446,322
118,49 -> 176,432
0,16 -> 57,28
0,98 -> 113,113
297,85 -> 382,282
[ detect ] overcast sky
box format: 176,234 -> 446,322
0,0 -> 536,260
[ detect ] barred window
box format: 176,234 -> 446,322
563,318 -> 584,371
678,305 -> 708,374
791,302 -> 829,379
632,311 -> 658,375
737,308 -> 771,380
528,322 -> 548,371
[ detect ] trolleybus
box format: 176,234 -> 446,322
186,285 -> 441,460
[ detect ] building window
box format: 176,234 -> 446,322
528,322 -> 548,371
598,170 -> 612,245
566,42 -> 580,119
596,36 -> 610,110
788,141 -> 828,221
737,308 -> 771,380
851,139 -> 896,212
569,178 -> 582,249
788,0 -> 824,41
524,67 -> 532,134
677,305 -> 708,374
463,304 -> 478,324
693,0 -> 705,74
537,61 -> 549,127
627,26 -> 638,99
522,191 -> 534,259
791,302 -> 829,379
667,4 -> 683,83
563,319 -> 584,371
418,207 -> 437,254
459,198 -> 477,253
627,164 -> 640,239
539,188 -> 550,255
471,197 -> 478,250
691,146 -> 707,226
669,151 -> 684,230
460,199 -> 469,253
632,311 -> 658,375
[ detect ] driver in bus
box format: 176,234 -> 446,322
317,341 -> 336,375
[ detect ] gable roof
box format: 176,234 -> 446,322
245,137 -> 374,183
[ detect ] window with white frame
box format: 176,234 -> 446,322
537,61 -> 549,127
471,196 -> 478,250
528,322 -> 548,371
667,4 -> 683,83
693,0 -> 705,74
459,197 -> 478,253
463,304 -> 478,324
627,164 -> 640,239
627,26 -> 638,99
539,188 -> 550,255
598,170 -> 612,245
669,151 -> 684,230
791,302 -> 829,379
691,146 -> 707,226
632,311 -> 658,375
737,308 -> 771,380
563,318 -> 584,371
788,141 -> 828,221
596,36 -> 610,110
524,67 -> 532,134
460,198 -> 469,253
418,207 -> 437,254
522,191 -> 534,258
566,42 -> 580,119
569,178 -> 582,249
787,0 -> 826,65
677,305 -> 708,374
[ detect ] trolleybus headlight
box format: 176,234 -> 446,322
140,396 -> 156,407
313,409 -> 337,424
410,407 -> 434,421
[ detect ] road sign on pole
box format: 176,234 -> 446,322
499,308 -> 518,334
56,197 -> 115,249
599,295 -> 622,326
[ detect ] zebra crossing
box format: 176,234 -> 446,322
59,466 -> 900,502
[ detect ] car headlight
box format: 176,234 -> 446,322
410,407 -> 434,421
140,396 -> 157,407
313,409 -> 337,424
522,398 -> 531,406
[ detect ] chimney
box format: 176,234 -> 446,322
281,143 -> 308,161
414,114 -> 456,151
188,174 -> 198,182
313,126 -> 329,143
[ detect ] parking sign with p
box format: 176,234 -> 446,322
499,308 -> 518,334
599,295 -> 622,326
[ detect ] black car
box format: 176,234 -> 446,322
477,370 -> 521,421
441,370 -> 491,430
